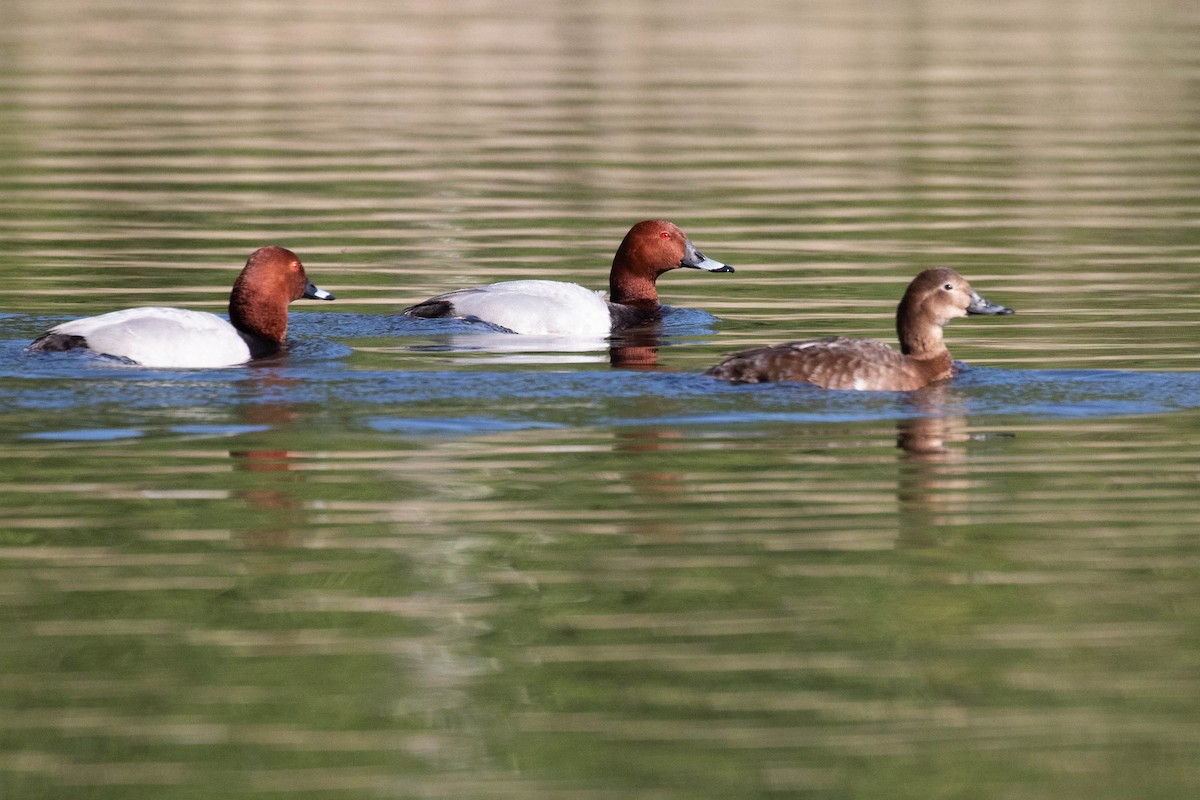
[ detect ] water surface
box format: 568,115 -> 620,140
3,0 -> 1200,797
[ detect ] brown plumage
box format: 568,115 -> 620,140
402,220 -> 734,336
706,268 -> 1013,391
29,246 -> 334,368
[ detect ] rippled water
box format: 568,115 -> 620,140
3,0 -> 1200,797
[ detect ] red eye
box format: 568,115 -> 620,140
660,231 -> 671,239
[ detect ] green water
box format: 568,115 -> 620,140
3,0 -> 1200,797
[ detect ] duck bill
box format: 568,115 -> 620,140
680,240 -> 735,273
966,291 -> 1013,315
304,282 -> 336,301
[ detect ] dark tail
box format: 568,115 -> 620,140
29,333 -> 88,352
402,299 -> 455,319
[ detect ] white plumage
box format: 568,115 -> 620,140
30,245 -> 335,369
402,220 -> 734,337
433,280 -> 612,337
47,307 -> 253,368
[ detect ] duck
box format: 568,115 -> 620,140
28,246 -> 335,368
402,220 -> 733,336
705,267 -> 1013,391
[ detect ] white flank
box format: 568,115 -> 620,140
445,280 -> 612,336
50,307 -> 253,368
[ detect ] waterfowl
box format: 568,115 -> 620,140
705,267 -> 1012,391
29,246 -> 334,368
402,220 -> 734,336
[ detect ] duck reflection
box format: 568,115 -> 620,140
896,384 -> 977,542
610,425 -> 687,543
228,370 -> 307,547
428,333 -> 609,365
608,326 -> 663,371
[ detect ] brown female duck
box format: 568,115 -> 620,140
706,268 -> 1013,391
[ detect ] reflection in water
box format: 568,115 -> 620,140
389,325 -> 668,369
425,333 -> 609,365
613,425 -> 687,543
609,326 -> 663,371
608,324 -> 684,542
896,412 -> 971,542
4,0 -> 1200,796
897,386 -> 969,539
230,371 -> 306,547
896,385 -> 993,543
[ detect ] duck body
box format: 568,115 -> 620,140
403,220 -> 733,337
707,267 -> 1012,392
32,306 -> 260,368
708,336 -> 953,391
405,280 -> 615,336
29,246 -> 334,368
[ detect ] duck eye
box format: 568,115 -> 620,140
660,231 -> 671,239
943,283 -> 954,291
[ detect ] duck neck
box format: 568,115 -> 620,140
900,321 -> 954,381
229,281 -> 289,347
897,307 -> 948,360
609,259 -> 661,308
